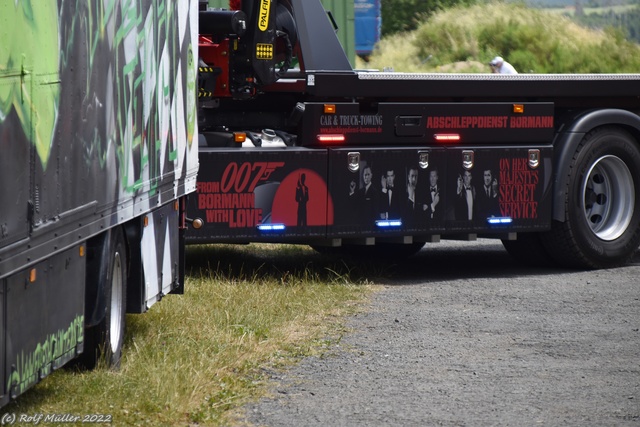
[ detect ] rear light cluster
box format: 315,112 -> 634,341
317,134 -> 346,144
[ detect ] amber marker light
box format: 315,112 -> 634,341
324,104 -> 336,114
513,104 -> 524,114
234,132 -> 246,143
29,268 -> 37,283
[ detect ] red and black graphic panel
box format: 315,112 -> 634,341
327,148 -> 448,236
186,148 -> 330,243
444,146 -> 553,232
383,102 -> 555,144
300,102 -> 555,146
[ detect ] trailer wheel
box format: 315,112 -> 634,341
542,127 -> 640,268
80,227 -> 128,369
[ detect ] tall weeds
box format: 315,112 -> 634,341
3,244 -> 376,426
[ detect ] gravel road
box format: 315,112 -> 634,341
240,239 -> 640,427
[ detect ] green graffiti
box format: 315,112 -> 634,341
109,0 -> 194,196
187,44 -> 197,146
0,0 -> 60,170
6,315 -> 84,397
1,0 -> 196,192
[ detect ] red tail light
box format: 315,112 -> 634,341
317,134 -> 346,144
434,134 -> 461,142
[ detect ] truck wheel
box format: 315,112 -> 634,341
81,228 -> 128,369
542,127 -> 640,268
501,233 -> 556,267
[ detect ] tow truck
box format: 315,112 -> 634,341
188,0 -> 640,269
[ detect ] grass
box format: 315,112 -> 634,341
1,244 -> 384,426
359,1 -> 640,73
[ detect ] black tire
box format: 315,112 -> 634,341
541,127 -> 640,269
501,233 -> 557,268
80,227 -> 128,369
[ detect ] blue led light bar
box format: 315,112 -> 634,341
376,219 -> 403,228
487,217 -> 513,225
257,223 -> 286,231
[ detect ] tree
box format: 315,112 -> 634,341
381,0 -> 477,36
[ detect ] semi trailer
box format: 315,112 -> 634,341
0,0 -> 199,406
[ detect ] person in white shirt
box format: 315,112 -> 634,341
489,56 -> 518,74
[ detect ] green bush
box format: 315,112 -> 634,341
365,1 -> 640,73
381,0 -> 478,36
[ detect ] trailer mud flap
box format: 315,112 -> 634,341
2,245 -> 85,404
187,148 -> 329,242
327,146 -> 552,237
